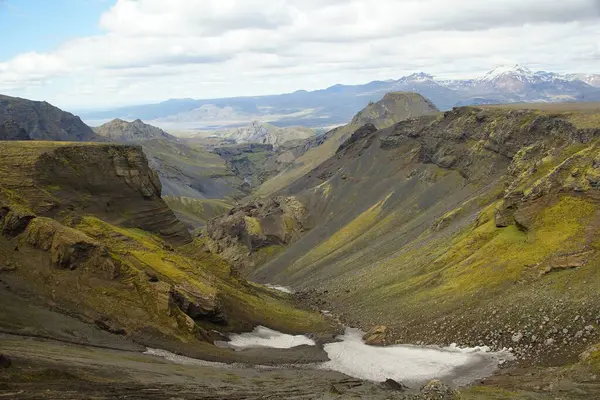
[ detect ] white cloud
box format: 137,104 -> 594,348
1,0 -> 599,108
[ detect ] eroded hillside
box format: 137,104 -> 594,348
214,104 -> 600,365
0,141 -> 329,363
255,92 -> 440,197
203,93 -> 439,268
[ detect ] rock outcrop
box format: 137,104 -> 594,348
205,196 -> 308,270
0,141 -> 191,245
363,326 -> 389,346
0,94 -> 99,141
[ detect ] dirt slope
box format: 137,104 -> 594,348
255,92 -> 439,197
242,104 -> 600,366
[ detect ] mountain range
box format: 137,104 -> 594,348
79,65 -> 600,131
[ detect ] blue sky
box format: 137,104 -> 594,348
0,0 -> 111,59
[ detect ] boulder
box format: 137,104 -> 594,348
170,283 -> 227,324
1,209 -> 35,236
363,325 -> 389,346
420,380 -> 457,400
383,378 -> 408,391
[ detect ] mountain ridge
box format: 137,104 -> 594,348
78,65 -> 600,130
1,94 -> 99,141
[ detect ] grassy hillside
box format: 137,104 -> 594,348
0,141 -> 329,362
255,92 -> 439,197
164,196 -> 233,229
249,103 -> 600,365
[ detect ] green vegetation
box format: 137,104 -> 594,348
256,92 -> 439,196
164,196 -> 232,227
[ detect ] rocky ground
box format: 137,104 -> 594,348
296,289 -> 600,400
0,334 -> 466,400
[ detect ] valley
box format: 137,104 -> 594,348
2,82 -> 600,399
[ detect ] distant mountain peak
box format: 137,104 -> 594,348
479,64 -> 534,82
398,72 -> 435,83
94,118 -> 175,142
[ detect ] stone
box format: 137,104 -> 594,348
170,283 -> 227,324
512,332 -> 524,343
383,378 -> 408,391
362,326 -> 388,346
420,379 -> 456,399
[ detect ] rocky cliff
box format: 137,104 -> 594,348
0,142 -> 190,245
211,103 -> 600,365
0,94 -> 98,141
0,141 -> 329,361
205,196 -> 308,270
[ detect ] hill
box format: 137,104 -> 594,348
94,118 -> 177,141
0,141 -> 330,364
255,92 -> 439,197
207,103 -> 600,371
0,94 -> 98,141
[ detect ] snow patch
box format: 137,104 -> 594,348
226,326 -> 316,349
147,327 -> 512,388
321,328 -> 513,387
265,284 -> 294,294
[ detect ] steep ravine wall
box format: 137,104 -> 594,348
229,105 -> 600,365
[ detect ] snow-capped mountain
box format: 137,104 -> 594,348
566,73 -> 600,88
81,65 -> 600,129
474,65 -> 568,92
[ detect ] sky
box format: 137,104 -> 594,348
0,0 -> 599,110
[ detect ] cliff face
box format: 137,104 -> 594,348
0,142 -> 190,245
0,94 -> 98,141
218,104 -> 600,365
0,141 -> 329,360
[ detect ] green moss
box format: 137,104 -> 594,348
253,245 -> 285,266
292,192 -> 392,269
244,216 -> 263,235
584,345 -> 600,373
429,196 -> 595,295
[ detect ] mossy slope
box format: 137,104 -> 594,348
250,104 -> 600,364
255,92 -> 439,197
0,141 -> 328,361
